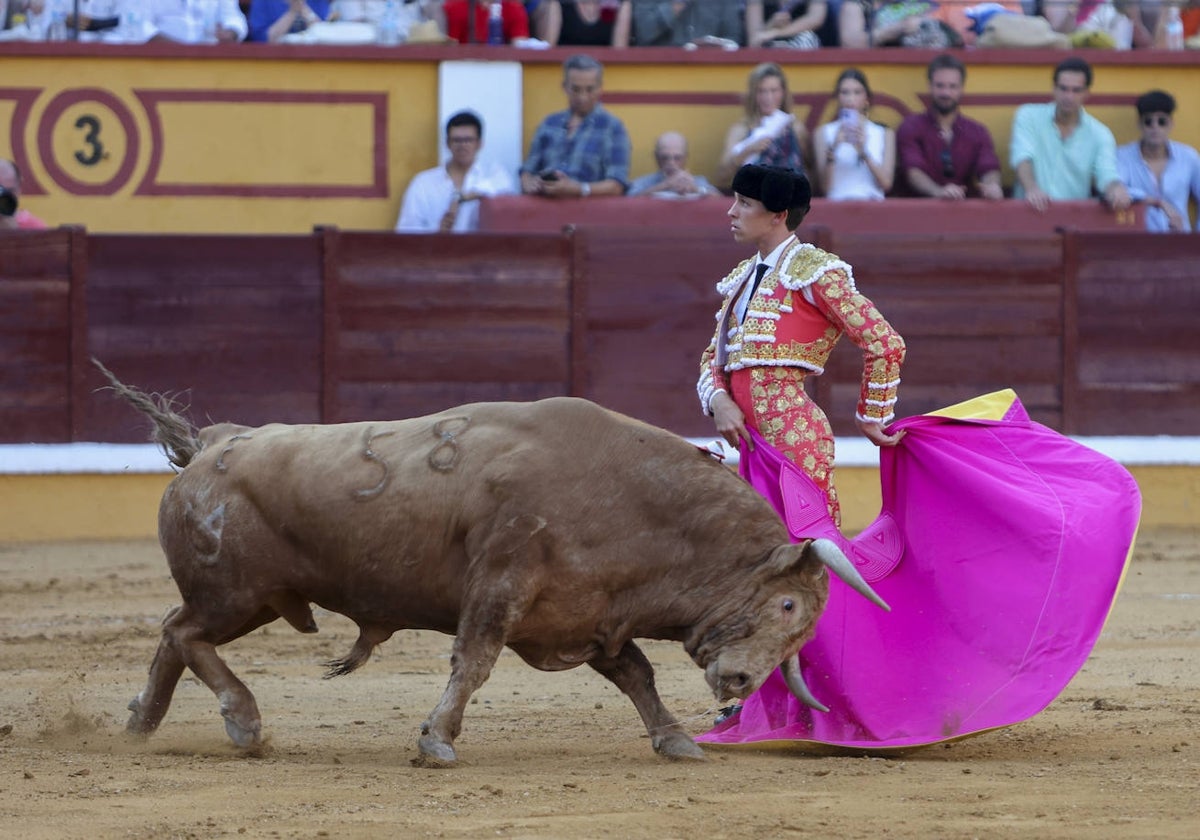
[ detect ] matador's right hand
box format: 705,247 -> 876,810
711,391 -> 754,452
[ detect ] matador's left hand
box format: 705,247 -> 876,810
857,416 -> 905,447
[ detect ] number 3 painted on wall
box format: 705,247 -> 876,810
38,89 -> 139,196
73,115 -> 107,167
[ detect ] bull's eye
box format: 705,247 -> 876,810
783,598 -> 795,612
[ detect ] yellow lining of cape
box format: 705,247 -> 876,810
924,388 -> 1018,421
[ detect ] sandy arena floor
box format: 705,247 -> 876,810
1,530 -> 1197,839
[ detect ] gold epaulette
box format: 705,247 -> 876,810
716,257 -> 756,296
778,243 -> 852,292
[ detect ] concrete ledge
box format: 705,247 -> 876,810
1,440 -> 1196,542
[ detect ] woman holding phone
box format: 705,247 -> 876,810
812,68 -> 895,200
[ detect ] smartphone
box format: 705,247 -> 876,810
539,170 -> 559,182
839,108 -> 859,127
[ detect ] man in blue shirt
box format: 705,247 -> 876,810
520,54 -> 631,199
1009,57 -> 1130,214
1116,90 -> 1200,233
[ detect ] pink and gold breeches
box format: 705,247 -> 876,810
730,366 -> 840,526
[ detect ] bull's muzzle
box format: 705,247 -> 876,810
705,662 -> 755,703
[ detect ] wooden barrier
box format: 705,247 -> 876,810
319,229 -> 575,423
478,197 -> 1144,237
81,234 -> 323,442
0,227 -> 86,442
0,225 -> 1196,445
1064,230 -> 1200,436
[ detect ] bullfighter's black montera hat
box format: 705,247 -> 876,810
731,164 -> 812,213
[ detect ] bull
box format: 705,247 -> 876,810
98,361 -> 886,766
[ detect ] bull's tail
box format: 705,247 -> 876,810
91,358 -> 202,470
323,624 -> 394,679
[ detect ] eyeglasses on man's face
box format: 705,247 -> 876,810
1141,114 -> 1171,128
448,134 -> 480,145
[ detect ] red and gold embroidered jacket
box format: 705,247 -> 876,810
697,238 -> 906,424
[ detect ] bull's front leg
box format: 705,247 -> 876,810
416,513 -> 545,767
589,641 -> 706,761
415,625 -> 508,768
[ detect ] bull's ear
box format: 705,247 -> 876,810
761,542 -> 823,578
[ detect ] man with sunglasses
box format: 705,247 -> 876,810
1010,56 -> 1131,214
897,53 -> 1003,200
1116,90 -> 1200,233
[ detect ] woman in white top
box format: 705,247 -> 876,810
813,68 -> 895,201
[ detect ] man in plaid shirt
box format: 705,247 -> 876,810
519,54 -> 632,199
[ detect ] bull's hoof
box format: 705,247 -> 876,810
223,716 -> 262,748
125,696 -> 155,737
218,690 -> 262,748
414,733 -> 458,768
124,718 -> 153,739
652,732 -> 707,762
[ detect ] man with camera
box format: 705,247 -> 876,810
519,54 -> 630,199
0,158 -> 46,231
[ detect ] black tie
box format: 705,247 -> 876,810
749,262 -> 769,300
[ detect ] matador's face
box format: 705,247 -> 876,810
727,193 -> 779,248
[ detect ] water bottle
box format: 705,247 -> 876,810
487,1 -> 503,45
1164,5 -> 1184,51
120,0 -> 143,41
377,0 -> 401,46
47,0 -> 68,41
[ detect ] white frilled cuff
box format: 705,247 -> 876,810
697,369 -> 725,417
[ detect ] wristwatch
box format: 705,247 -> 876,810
579,182 -> 591,198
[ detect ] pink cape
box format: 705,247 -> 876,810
697,390 -> 1141,752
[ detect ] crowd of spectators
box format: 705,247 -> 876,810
3,0 -> 1199,48
395,52 -> 1200,234
3,4 -> 1195,233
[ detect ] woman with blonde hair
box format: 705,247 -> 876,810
812,67 -> 895,200
716,63 -> 809,191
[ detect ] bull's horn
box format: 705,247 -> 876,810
810,538 -> 891,612
782,654 -> 829,713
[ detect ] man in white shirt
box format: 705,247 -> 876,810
65,0 -> 247,44
149,0 -> 248,42
396,111 -> 518,233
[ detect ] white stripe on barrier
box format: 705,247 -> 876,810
2,437 -> 1199,475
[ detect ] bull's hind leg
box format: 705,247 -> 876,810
589,641 -> 706,761
127,607 -> 187,736
182,635 -> 263,747
128,602 -> 278,747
